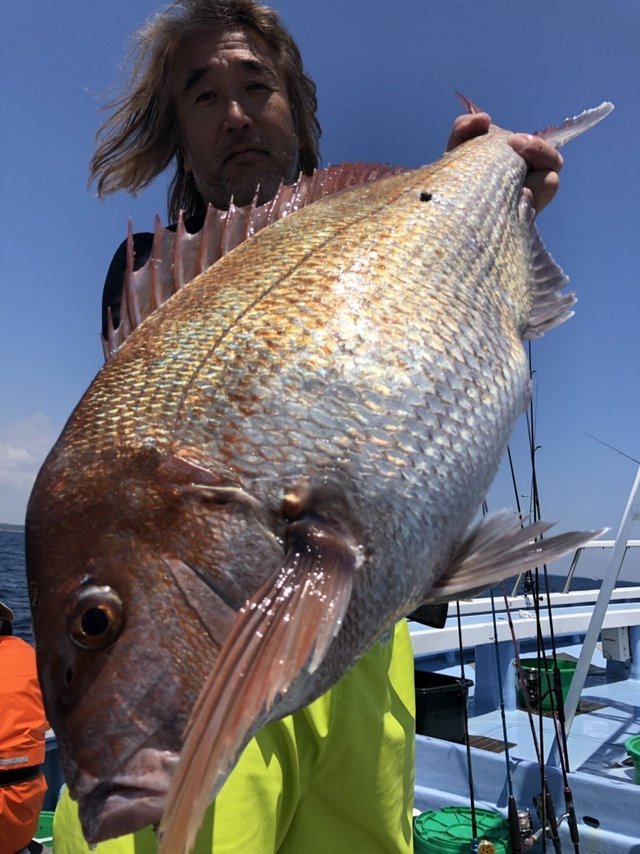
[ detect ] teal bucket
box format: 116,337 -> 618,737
625,735 -> 640,784
517,658 -> 577,711
35,809 -> 54,845
414,806 -> 511,853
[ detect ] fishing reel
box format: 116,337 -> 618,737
512,808 -> 539,851
532,792 -> 578,853
505,804 -> 569,852
523,668 -> 541,709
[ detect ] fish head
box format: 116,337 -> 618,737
25,440 -> 275,841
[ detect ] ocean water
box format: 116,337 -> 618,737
0,529 -> 32,642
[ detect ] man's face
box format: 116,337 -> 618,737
173,27 -> 300,210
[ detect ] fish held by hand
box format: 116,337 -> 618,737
26,100 -> 612,852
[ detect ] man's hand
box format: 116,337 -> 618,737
446,112 -> 563,215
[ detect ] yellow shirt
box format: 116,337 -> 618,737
53,621 -> 415,853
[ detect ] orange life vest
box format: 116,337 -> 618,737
0,636 -> 47,768
0,635 -> 48,853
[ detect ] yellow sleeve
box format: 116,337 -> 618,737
52,621 -> 415,854
197,620 -> 415,854
52,786 -> 157,853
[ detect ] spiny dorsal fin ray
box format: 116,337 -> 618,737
104,162 -> 407,360
157,515 -> 357,854
431,512 -> 605,601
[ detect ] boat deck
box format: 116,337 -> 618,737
410,577 -> 640,852
436,641 -> 640,785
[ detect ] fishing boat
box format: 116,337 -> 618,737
410,466 -> 640,853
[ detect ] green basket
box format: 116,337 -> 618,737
625,735 -> 640,784
414,806 -> 511,853
517,658 -> 577,711
35,809 -> 54,843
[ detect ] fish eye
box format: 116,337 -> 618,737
68,586 -> 124,650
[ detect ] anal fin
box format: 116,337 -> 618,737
157,515 -> 357,854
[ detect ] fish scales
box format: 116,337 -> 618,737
50,133 -> 528,625
62,132 -> 528,498
25,104 -> 612,850
27,131 -> 551,802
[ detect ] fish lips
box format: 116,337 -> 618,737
76,748 -> 178,843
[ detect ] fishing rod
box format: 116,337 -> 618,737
479,473 -> 555,849
456,504 -> 514,854
456,344 -> 583,851
473,495 -> 524,853
524,384 -> 563,854
455,600 -> 480,854
494,344 -> 581,852
525,508 -> 579,852
457,557 -> 567,852
525,515 -> 580,848
500,374 -> 556,852
500,568 -> 574,853
527,566 -> 570,854
489,588 -> 523,853
499,574 -> 548,851
523,343 -> 580,853
506,445 -> 531,599
581,431 -> 639,465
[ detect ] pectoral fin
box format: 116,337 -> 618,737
431,512 -> 604,601
157,515 -> 357,854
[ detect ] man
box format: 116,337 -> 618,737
96,0 -> 560,342
0,602 -> 48,854
54,1 -> 563,851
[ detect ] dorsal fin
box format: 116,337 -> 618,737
103,162 -> 407,360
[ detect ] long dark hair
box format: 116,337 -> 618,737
89,0 -> 321,221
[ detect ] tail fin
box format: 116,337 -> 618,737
455,92 -> 614,148
535,102 -> 614,148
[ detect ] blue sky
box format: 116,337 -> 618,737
1,1 -> 638,576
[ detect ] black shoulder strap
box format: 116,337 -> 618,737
407,603 -> 449,629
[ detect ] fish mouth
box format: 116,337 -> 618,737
76,748 -> 178,843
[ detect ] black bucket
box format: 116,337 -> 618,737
415,670 -> 473,743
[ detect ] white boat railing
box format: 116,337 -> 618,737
411,465 -> 640,746
453,582 -> 640,617
412,467 -> 640,663
410,595 -> 640,657
548,464 -> 640,764
563,539 -> 640,592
